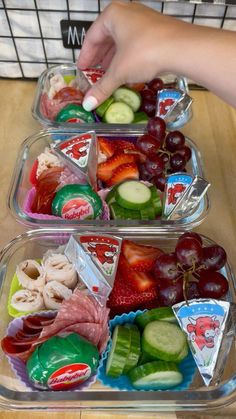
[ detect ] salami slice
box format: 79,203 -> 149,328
58,323 -> 102,346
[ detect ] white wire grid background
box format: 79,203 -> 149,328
0,0 -> 236,79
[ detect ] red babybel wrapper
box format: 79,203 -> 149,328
53,131 -> 98,191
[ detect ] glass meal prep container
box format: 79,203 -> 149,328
32,63 -> 192,133
0,228 -> 235,412
8,128 -> 209,231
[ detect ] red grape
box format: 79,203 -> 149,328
147,117 -> 166,142
170,153 -> 186,171
140,98 -> 156,117
158,152 -> 169,165
178,145 -> 192,162
199,245 -> 227,272
158,278 -> 184,306
136,134 -> 161,155
198,271 -> 229,299
178,232 -> 203,246
140,89 -> 155,101
187,282 -> 201,299
139,163 -> 153,181
154,253 -> 180,281
145,154 -> 164,176
152,173 -> 166,192
175,237 -> 203,269
148,78 -> 164,93
165,131 -> 185,152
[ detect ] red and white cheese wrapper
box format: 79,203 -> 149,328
53,131 -> 98,191
77,68 -> 105,94
172,299 -> 230,386
64,236 -> 112,306
78,233 -> 122,287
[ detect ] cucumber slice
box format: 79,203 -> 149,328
133,111 -> 149,124
116,181 -> 152,210
110,203 -> 141,220
113,87 -> 141,112
128,361 -> 183,390
142,320 -> 187,362
105,186 -> 118,206
140,206 -> 156,220
175,342 -> 189,363
136,307 -> 176,329
96,96 -> 114,118
103,102 -> 134,124
106,325 -> 131,377
150,186 -> 162,216
123,324 -> 141,373
137,351 -> 156,366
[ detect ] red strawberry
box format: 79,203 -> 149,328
122,240 -> 164,272
115,140 -> 137,152
119,255 -> 157,292
97,153 -> 136,182
107,271 -> 158,315
98,137 -> 116,158
107,162 -> 139,187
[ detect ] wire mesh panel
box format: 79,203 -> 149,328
0,0 -> 236,78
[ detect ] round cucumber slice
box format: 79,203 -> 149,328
133,111 -> 148,124
123,324 -> 141,373
142,320 -> 187,362
105,186 -> 118,206
175,342 -> 189,362
150,186 -> 162,216
96,96 -> 114,118
110,203 -> 141,220
106,325 -> 131,377
113,87 -> 141,112
128,361 -> 183,390
140,206 -> 156,220
116,181 -> 152,210
135,307 -> 176,329
103,102 -> 134,124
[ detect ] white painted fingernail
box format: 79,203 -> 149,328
82,96 -> 98,112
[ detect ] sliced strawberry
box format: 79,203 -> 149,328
107,162 -> 139,187
98,137 -> 116,158
124,148 -> 147,163
119,255 -> 157,292
115,140 -> 137,152
122,240 -> 164,272
29,159 -> 39,185
97,153 -> 136,182
107,270 -> 158,316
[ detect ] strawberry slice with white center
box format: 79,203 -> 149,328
118,254 -> 157,292
122,240 -> 164,272
107,162 -> 139,187
97,153 -> 137,182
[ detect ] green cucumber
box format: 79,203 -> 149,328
175,342 -> 189,363
110,203 -> 141,220
142,320 -> 187,362
128,361 -> 183,390
150,186 -> 162,216
136,307 -> 176,330
106,325 -> 131,377
140,206 -> 156,220
116,181 -> 152,210
123,324 -> 141,373
133,111 -> 148,124
105,186 -> 118,206
137,351 -> 156,366
113,87 -> 141,112
96,96 -> 114,118
103,102 -> 134,124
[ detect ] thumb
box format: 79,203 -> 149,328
82,64 -> 122,112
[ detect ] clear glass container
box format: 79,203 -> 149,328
32,63 -> 192,134
7,129 -> 209,231
0,228 -> 235,412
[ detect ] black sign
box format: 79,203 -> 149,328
60,20 -> 93,49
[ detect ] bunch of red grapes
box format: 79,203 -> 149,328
153,232 -> 228,306
137,116 -> 192,192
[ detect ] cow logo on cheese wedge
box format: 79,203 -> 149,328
62,198 -> 94,220
48,363 -> 91,390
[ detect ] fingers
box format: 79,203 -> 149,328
82,55 -> 123,111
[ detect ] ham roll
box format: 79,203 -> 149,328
43,281 -> 72,310
42,253 -> 77,289
11,289 -> 44,312
16,260 -> 45,292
